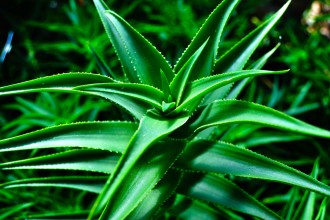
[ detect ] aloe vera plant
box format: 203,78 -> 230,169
1,0 -> 330,219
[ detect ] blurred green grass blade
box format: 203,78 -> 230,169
292,159 -> 319,220
93,0 -> 174,88
75,83 -> 164,110
177,173 -> 281,220
0,176 -> 107,193
176,140 -> 330,197
0,73 -> 149,119
0,203 -> 33,220
89,45 -> 116,78
174,0 -> 240,74
0,121 -> 137,152
187,100 -> 330,138
236,131 -> 306,148
127,170 -> 181,219
315,198 -> 328,220
174,69 -> 287,114
169,195 -> 237,220
0,149 -> 119,174
27,210 -> 90,220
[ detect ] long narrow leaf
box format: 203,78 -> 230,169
177,173 -> 281,220
90,111 -> 189,219
93,0 -> 173,88
185,100 -> 330,138
0,149 -> 119,174
174,0 -> 240,73
0,176 -> 107,193
0,121 -> 137,152
175,139 -> 330,197
173,69 -> 287,114
75,83 -> 164,110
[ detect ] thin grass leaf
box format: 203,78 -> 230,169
292,158 -> 319,220
27,210 -> 90,220
315,198 -> 328,220
0,122 -> 137,152
89,45 -> 116,78
177,173 -> 281,220
0,149 -> 119,174
176,139 -> 330,197
0,203 -> 34,220
185,100 -> 330,138
0,176 -> 107,193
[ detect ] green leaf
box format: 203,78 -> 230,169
177,173 -> 281,220
176,139 -> 330,197
93,0 -> 174,88
0,203 -> 34,220
27,210 -> 90,220
0,74 -> 150,119
170,40 -> 209,105
0,149 -> 119,174
292,159 -> 319,220
203,1 -> 290,105
173,69 -> 287,114
127,170 -> 181,219
89,45 -> 117,78
96,139 -> 186,220
226,43 -> 281,99
75,83 -> 164,110
0,176 -> 107,193
185,100 -> 330,138
174,0 -> 240,74
0,121 -> 137,152
0,73 -> 113,95
214,1 -> 290,73
90,111 -> 189,219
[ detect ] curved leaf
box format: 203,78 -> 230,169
0,73 -> 113,95
203,1 -> 290,105
0,73 -> 148,119
185,100 -> 330,138
173,69 -> 287,114
174,0 -> 240,74
176,139 -> 330,197
90,111 -> 189,219
75,83 -> 164,110
177,173 -> 281,220
214,1 -> 290,73
127,170 -> 181,219
0,176 -> 107,193
0,149 -> 119,174
94,0 -> 173,88
0,121 -> 137,152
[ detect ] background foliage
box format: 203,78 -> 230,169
0,0 -> 330,219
